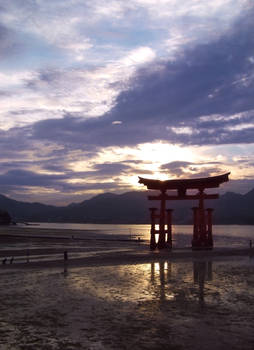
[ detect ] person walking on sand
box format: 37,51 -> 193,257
64,250 -> 68,261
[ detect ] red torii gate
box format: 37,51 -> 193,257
139,173 -> 230,250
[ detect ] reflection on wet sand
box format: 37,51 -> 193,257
151,261 -> 173,302
63,261 -> 68,277
150,259 -> 213,305
1,257 -> 254,350
193,260 -> 212,305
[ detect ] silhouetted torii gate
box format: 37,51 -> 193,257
139,173 -> 230,250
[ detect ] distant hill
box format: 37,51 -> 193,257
0,189 -> 254,224
0,194 -> 64,223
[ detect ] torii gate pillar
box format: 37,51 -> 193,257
149,208 -> 157,250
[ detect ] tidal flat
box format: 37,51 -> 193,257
0,255 -> 254,350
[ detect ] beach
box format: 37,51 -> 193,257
0,226 -> 254,350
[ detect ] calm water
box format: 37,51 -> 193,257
19,223 -> 254,248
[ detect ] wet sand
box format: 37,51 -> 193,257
0,227 -> 254,349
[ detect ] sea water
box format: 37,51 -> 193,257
18,223 -> 254,248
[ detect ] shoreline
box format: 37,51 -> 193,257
1,245 -> 253,270
0,226 -> 253,270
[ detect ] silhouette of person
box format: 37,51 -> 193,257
10,257 -> 14,264
2,258 -> 7,265
64,251 -> 68,261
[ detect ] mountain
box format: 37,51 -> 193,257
53,192 -> 151,223
0,194 -> 64,222
0,189 -> 254,224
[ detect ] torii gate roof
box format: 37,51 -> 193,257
138,172 -> 230,190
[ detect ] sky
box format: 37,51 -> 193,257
0,0 -> 254,205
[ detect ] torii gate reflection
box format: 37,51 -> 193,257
139,173 -> 230,250
150,260 -> 213,305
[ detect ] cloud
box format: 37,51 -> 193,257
0,24 -> 17,58
0,0 -> 248,70
0,46 -> 157,130
0,160 -> 137,202
160,161 -> 223,178
93,162 -> 132,176
161,161 -> 193,177
0,169 -> 66,187
25,9 -> 254,150
0,127 -> 33,157
0,1 -> 253,204
0,9 -> 253,149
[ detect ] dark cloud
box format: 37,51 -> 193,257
186,168 -> 224,179
24,10 -> 254,149
0,160 -> 37,170
0,157 -> 72,174
0,169 -> 66,187
161,161 -> 193,176
93,162 -> 132,175
0,161 -> 136,198
122,159 -> 149,164
161,161 -> 222,171
0,180 -> 132,206
160,161 -> 223,178
110,12 -> 254,120
0,19 -> 33,64
0,24 -> 16,58
0,169 -> 132,206
25,69 -> 62,90
0,127 -> 33,157
31,115 -> 157,149
161,161 -> 193,170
